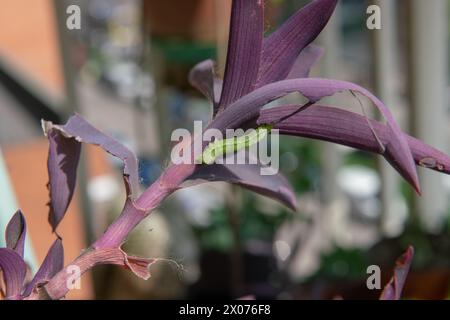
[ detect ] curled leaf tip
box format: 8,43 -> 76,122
126,254 -> 155,280
184,161 -> 297,212
380,246 -> 414,300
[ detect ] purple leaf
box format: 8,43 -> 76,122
219,0 -> 264,108
5,210 -> 27,257
43,114 -> 140,230
23,239 -> 64,297
258,105 -> 450,175
0,248 -> 26,299
408,136 -> 450,174
189,59 -> 222,116
380,246 -> 414,300
44,126 -> 81,231
183,158 -> 297,210
257,0 -> 337,87
210,78 -> 420,193
287,45 -> 324,79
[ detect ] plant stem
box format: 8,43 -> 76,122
33,164 -> 195,300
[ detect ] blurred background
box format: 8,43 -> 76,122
0,0 -> 449,300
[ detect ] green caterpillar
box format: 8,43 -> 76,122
197,125 -> 272,165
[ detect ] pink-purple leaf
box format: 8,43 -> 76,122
5,210 -> 27,257
0,248 -> 27,299
258,105 -> 450,175
257,0 -> 337,87
210,78 -> 420,193
43,114 -> 141,231
184,161 -> 297,211
408,137 -> 450,174
23,239 -> 64,297
380,246 -> 414,300
219,0 -> 264,109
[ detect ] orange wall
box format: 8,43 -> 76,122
0,0 -> 64,96
3,139 -> 93,299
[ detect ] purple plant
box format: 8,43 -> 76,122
0,0 -> 449,300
